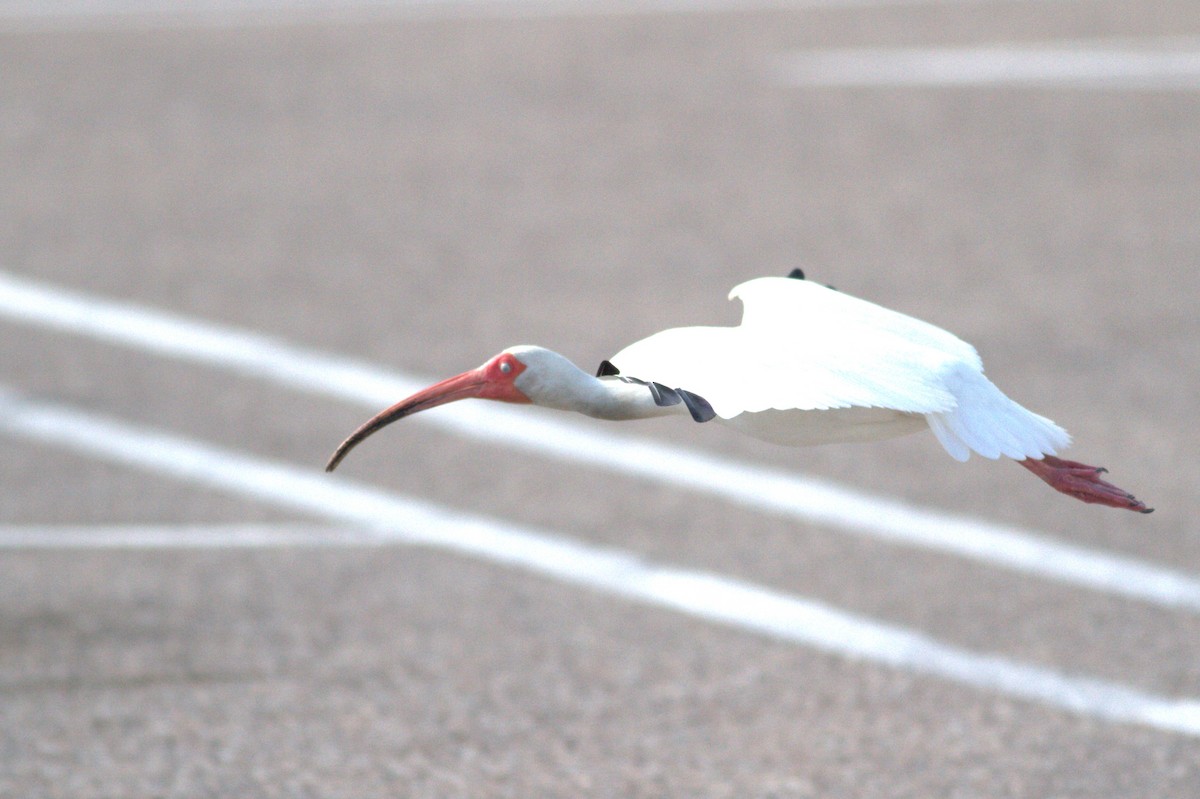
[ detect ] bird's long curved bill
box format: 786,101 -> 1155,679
325,369 -> 486,472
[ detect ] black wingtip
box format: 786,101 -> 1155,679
678,390 -> 716,423
596,360 -> 620,377
787,268 -> 805,280
647,382 -> 682,407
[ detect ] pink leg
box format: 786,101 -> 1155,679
1019,455 -> 1152,513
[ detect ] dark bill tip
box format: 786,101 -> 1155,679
324,399 -> 420,472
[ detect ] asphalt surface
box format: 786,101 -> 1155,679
2,1 -> 1200,796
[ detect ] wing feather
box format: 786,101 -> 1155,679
610,277 -> 1069,461
612,277 -> 973,419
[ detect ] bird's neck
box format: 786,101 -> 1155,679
583,377 -> 685,421
520,355 -> 684,421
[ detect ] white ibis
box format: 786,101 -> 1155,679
326,272 -> 1150,513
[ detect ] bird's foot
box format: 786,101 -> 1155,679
1019,455 -> 1153,513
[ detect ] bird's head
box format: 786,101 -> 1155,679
325,346 -> 573,472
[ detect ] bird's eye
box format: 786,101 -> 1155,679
499,360 -> 512,374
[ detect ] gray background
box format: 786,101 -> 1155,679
2,1 -> 1199,796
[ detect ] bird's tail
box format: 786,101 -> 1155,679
926,368 -> 1070,462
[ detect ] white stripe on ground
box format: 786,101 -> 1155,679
0,269 -> 1195,612
774,44 -> 1200,89
0,0 -> 1080,30
0,523 -> 376,548
1,387 -> 1198,737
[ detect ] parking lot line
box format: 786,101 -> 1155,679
773,43 -> 1200,89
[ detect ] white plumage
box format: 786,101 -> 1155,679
326,273 -> 1149,513
610,277 -> 1070,461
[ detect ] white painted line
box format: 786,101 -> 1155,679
1,387 -> 1198,738
0,523 -> 376,548
0,0 -> 1077,30
1,269 -> 1195,612
774,45 -> 1200,89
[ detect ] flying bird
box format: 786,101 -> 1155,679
326,271 -> 1151,513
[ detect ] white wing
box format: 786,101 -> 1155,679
611,276 -> 1069,460
612,277 -> 972,418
